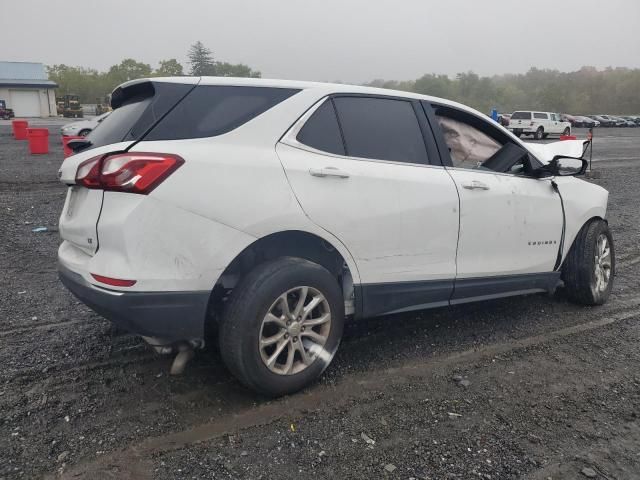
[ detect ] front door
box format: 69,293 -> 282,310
426,102 -> 563,299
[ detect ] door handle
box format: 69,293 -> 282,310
461,180 -> 490,190
309,167 -> 350,178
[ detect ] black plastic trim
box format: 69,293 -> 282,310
358,279 -> 453,318
450,272 -> 561,302
355,272 -> 561,319
58,263 -> 209,341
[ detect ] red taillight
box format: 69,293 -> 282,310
91,274 -> 137,287
75,152 -> 184,194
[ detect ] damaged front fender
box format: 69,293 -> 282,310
524,139 -> 591,164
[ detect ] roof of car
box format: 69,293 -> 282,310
126,75 -> 482,118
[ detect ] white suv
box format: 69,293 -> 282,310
509,111 -> 572,139
58,77 -> 614,396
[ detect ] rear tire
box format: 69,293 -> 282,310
219,257 -> 344,396
562,219 -> 614,305
534,127 -> 544,140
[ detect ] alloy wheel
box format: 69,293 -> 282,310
594,234 -> 612,293
259,286 -> 332,375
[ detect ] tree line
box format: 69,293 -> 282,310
367,66 -> 640,115
48,41 -> 260,103
49,42 -> 640,115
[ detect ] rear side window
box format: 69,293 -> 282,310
511,111 -> 531,120
296,99 -> 345,155
332,96 -> 428,163
534,112 -> 548,119
85,81 -> 194,150
145,85 -> 299,141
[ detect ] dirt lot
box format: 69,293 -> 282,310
1,127 -> 639,480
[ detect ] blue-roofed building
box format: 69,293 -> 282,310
0,61 -> 58,117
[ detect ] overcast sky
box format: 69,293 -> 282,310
2,0 -> 639,83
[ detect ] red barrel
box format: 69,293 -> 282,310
560,135 -> 577,141
12,120 -> 29,140
27,128 -> 50,154
62,135 -> 83,157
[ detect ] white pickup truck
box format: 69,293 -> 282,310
509,111 -> 572,140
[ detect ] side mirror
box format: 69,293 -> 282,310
535,155 -> 588,177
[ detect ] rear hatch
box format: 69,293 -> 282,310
58,78 -> 199,255
509,111 -> 532,128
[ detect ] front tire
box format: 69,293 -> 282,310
563,127 -> 571,136
562,219 -> 614,305
219,257 -> 344,396
79,129 -> 91,137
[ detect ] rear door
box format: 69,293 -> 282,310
278,95 -> 460,315
58,79 -> 199,255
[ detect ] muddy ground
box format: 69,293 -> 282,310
1,127 -> 639,480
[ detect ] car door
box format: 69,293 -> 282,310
549,113 -> 562,134
277,95 -> 460,316
425,102 -> 564,301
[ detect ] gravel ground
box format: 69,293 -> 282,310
1,127 -> 639,480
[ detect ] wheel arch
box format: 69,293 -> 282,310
560,215 -> 607,268
207,230 -> 359,325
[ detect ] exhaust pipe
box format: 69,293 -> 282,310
142,337 -> 204,375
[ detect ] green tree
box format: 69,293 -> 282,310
47,64 -> 110,103
214,62 -> 260,78
188,41 -> 216,75
155,58 -> 184,76
106,58 -> 152,86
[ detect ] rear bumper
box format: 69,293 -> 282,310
58,262 -> 210,341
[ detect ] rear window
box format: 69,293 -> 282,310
511,111 -> 531,120
145,85 -> 299,141
332,96 -> 428,164
296,99 -> 345,155
85,82 -> 194,150
534,112 -> 548,119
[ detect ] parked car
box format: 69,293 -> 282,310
588,115 -> 612,127
508,111 -> 572,139
597,115 -> 626,127
60,111 -> 111,137
560,113 -> 576,125
621,116 -> 640,126
573,116 -> 600,128
0,99 -> 15,120
57,77 -> 614,396
616,117 -> 637,127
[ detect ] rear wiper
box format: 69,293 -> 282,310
67,138 -> 92,153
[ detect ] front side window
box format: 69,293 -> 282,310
434,106 -> 534,175
332,96 -> 428,164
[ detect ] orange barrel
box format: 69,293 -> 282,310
27,128 -> 50,154
12,120 -> 29,140
560,135 -> 577,141
62,135 -> 83,157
